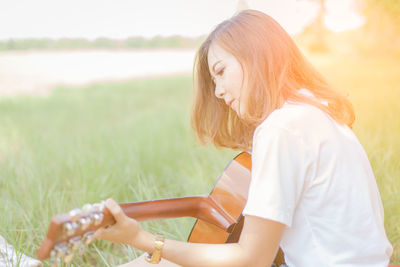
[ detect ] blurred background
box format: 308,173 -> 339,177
0,0 -> 399,265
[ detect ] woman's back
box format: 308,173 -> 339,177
243,92 -> 393,266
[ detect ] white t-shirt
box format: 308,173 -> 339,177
242,91 -> 393,267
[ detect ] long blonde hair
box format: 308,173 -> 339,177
191,10 -> 355,151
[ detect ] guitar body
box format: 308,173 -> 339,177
188,152 -> 285,266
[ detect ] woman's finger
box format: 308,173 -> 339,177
94,225 -> 118,240
94,227 -> 110,240
94,228 -> 103,238
93,198 -> 141,245
105,198 -> 126,222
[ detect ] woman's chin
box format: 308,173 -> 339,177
233,107 -> 244,118
229,101 -> 246,118
230,105 -> 239,116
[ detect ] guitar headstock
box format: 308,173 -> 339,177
37,200 -> 115,265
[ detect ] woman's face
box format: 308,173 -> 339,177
207,42 -> 246,116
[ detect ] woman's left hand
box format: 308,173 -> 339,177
94,198 -> 142,246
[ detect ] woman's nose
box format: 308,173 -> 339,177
214,84 -> 225,99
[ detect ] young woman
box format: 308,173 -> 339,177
94,10 -> 393,267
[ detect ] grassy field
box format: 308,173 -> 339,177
0,52 -> 399,266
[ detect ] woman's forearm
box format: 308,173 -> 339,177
94,200 -> 282,266
132,230 -> 262,267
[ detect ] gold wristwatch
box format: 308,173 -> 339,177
145,234 -> 165,264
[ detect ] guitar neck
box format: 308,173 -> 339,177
120,196 -> 236,232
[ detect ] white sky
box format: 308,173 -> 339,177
0,0 -> 365,40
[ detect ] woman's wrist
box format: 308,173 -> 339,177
130,228 -> 156,253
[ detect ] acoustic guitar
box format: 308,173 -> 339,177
35,152 -> 281,266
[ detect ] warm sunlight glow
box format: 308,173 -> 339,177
324,0 -> 365,32
0,0 -> 365,40
248,0 -> 365,34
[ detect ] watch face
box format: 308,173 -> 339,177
155,240 -> 164,249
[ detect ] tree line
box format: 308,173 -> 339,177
0,35 -> 205,51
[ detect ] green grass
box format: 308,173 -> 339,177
0,76 -> 235,266
0,53 -> 399,265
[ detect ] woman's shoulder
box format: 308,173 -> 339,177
257,101 -> 330,134
253,99 -> 353,153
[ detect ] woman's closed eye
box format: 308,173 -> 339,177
216,67 -> 225,76
211,67 -> 225,85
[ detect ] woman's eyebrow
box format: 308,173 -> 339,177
212,60 -> 222,74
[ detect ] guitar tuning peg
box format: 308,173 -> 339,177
53,242 -> 68,258
79,216 -> 91,230
49,256 -> 61,267
78,244 -> 85,256
68,208 -> 82,221
49,249 -> 58,266
92,212 -> 104,226
69,236 -> 82,251
50,249 -> 56,259
82,203 -> 93,212
92,200 -> 106,212
63,249 -> 74,263
82,231 -> 95,245
63,221 -> 78,236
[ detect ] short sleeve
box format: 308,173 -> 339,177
242,126 -> 315,227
